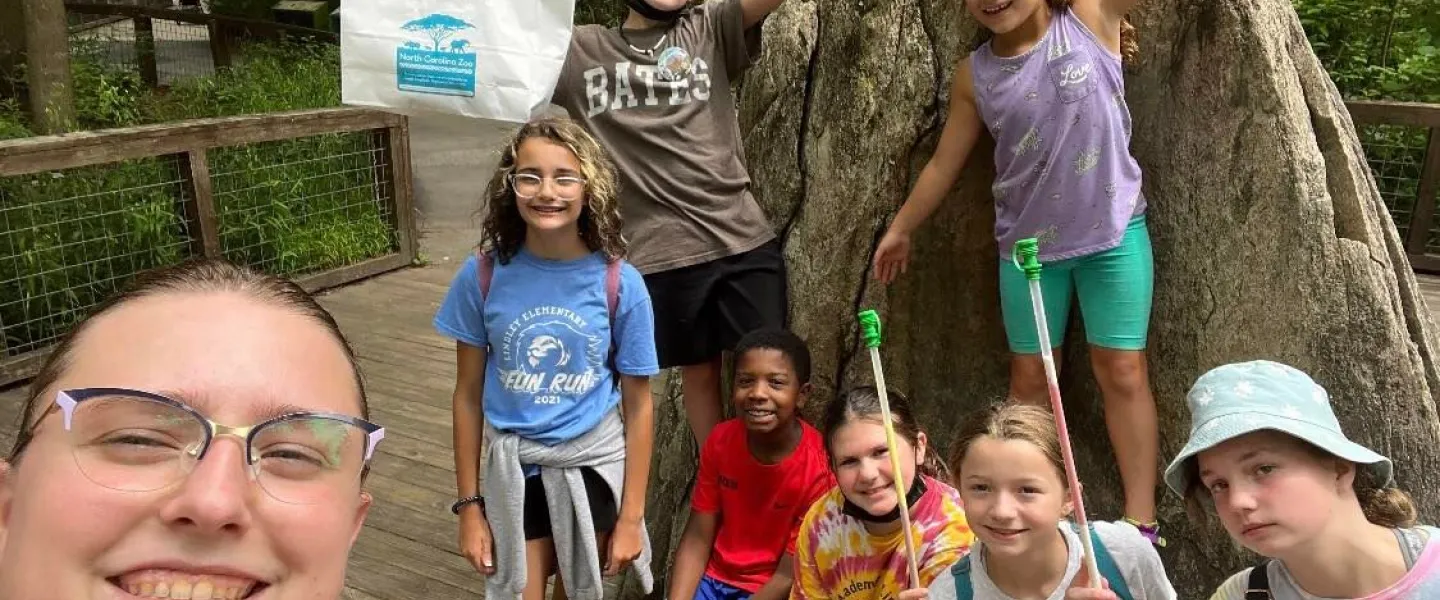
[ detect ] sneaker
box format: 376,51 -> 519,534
1124,516 -> 1167,547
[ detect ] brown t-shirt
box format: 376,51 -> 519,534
551,0 -> 774,274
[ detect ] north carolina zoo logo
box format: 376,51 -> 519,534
395,13 -> 478,97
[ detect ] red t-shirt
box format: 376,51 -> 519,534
692,418 -> 836,592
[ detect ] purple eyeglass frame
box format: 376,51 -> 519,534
52,387 -> 386,464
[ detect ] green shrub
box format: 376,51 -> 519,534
143,41 -> 340,121
0,97 -> 30,139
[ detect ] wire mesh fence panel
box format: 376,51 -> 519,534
69,13 -> 216,88
152,19 -> 217,84
0,155 -> 194,357
1358,123 -> 1427,242
210,130 -> 398,279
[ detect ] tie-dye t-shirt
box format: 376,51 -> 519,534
791,475 -> 975,600
1207,527 -> 1440,600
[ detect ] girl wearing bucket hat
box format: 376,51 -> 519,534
1162,360 -> 1439,599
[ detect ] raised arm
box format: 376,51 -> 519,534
1070,0 -> 1139,53
871,56 -> 984,284
741,0 -> 787,29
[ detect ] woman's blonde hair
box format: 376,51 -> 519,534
479,118 -> 626,264
1180,436 -> 1418,529
948,402 -> 1066,486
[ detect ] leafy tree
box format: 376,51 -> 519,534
401,14 -> 476,52
1293,0 -> 1437,102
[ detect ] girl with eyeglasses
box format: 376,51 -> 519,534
0,258 -> 386,599
434,118 -> 660,600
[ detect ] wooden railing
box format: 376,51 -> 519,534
1346,100 -> 1440,273
0,108 -> 416,386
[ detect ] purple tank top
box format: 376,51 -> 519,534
971,7 -> 1145,262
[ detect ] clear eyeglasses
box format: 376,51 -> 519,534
47,387 -> 385,505
510,173 -> 586,200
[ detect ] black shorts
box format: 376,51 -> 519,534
642,238 -> 789,368
522,466 -> 618,540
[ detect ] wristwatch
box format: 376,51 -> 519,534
451,495 -> 485,515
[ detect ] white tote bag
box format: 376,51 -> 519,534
340,0 -> 575,123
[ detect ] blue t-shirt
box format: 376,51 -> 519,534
433,248 -> 659,446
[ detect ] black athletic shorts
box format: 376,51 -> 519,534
642,238 -> 789,368
522,466 -> 618,540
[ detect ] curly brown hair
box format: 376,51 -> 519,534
479,118 -> 626,264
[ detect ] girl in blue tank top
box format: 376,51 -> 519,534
871,0 -> 1165,545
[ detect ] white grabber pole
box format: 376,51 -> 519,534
1013,238 -> 1102,588
857,309 -> 922,589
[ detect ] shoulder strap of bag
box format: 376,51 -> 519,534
1245,563 -> 1272,599
1084,525 -> 1134,600
951,554 -> 974,600
605,259 -> 620,326
476,248 -> 494,302
480,249 -> 620,324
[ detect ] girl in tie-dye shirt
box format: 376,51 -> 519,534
792,386 -> 975,600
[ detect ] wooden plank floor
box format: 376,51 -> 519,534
3,260 -> 1440,599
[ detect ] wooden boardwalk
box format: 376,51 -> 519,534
4,257 -> 1440,599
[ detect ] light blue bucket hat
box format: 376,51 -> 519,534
1163,360 -> 1394,497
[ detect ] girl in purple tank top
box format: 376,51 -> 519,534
871,0 -> 1166,547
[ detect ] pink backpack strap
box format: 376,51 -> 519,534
605,259 -> 621,326
476,249 -> 494,302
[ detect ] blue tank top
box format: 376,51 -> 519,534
971,7 -> 1145,262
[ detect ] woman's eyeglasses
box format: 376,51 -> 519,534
42,387 -> 384,505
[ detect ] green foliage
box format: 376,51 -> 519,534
0,158 -> 188,353
68,40 -> 147,129
0,41 -> 392,355
1293,0 -> 1439,102
1292,0 -> 1437,245
576,0 -> 624,27
0,97 -> 30,139
143,42 -> 340,121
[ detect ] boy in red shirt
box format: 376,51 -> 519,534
667,328 -> 835,600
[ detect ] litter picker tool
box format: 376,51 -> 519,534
1012,238 -> 1102,587
857,309 -> 922,589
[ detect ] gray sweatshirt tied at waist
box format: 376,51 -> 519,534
483,408 -> 653,599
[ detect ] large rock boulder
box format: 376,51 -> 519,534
626,0 -> 1440,597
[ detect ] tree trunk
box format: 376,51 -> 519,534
21,0 -> 73,133
633,0 -> 1440,598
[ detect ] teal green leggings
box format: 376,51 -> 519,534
998,214 -> 1154,354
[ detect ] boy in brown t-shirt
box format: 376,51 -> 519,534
548,0 -> 791,447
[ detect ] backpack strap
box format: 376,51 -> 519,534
476,249 -> 494,302
950,554 -> 975,600
605,259 -> 621,326
1245,563 -> 1272,599
950,529 -> 1133,600
1084,525 -> 1134,600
